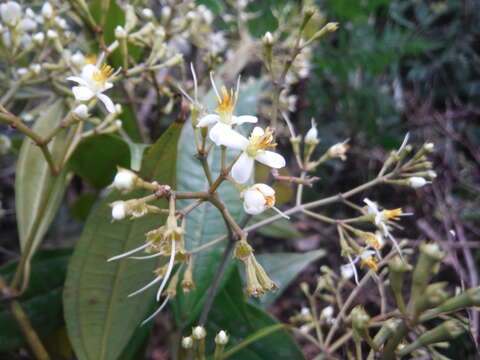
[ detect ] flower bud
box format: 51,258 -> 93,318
32,32 -> 45,45
115,25 -> 127,39
262,31 -> 273,46
327,141 -> 349,161
0,135 -> 12,155
111,201 -> 126,220
0,1 -> 22,26
351,306 -> 370,330
340,264 -> 354,279
408,176 -> 428,188
55,16 -> 67,29
115,120 -> 123,128
73,104 -> 89,119
192,326 -> 206,340
29,64 -> 42,75
241,184 -> 275,215
46,29 -> 58,39
424,142 -> 434,152
71,51 -> 84,66
113,167 -> 137,191
215,330 -> 229,345
181,336 -> 193,349
42,2 -> 54,19
141,8 -> 154,19
161,6 -> 171,21
304,118 -> 319,145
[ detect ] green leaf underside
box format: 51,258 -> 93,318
15,100 -> 70,259
0,249 -> 71,351
207,268 -> 304,359
250,250 -> 326,309
63,123 -> 183,360
171,79 -> 263,326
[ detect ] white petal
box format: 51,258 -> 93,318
231,152 -> 254,184
243,201 -> 265,215
210,123 -> 248,150
254,183 -> 275,196
197,114 -> 220,128
104,81 -> 114,90
255,151 -> 285,169
97,93 -> 115,113
67,76 -> 88,86
81,64 -> 98,81
72,86 -> 94,101
244,189 -> 266,208
232,115 -> 258,125
251,126 -> 264,137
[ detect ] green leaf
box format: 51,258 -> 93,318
63,122 -> 183,360
70,193 -> 98,222
171,80 -> 263,326
250,250 -> 326,309
68,134 -> 130,189
206,268 -> 304,360
251,213 -> 301,239
15,100 -> 70,260
0,249 -> 71,351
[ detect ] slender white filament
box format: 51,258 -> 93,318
396,132 -> 410,155
128,275 -> 163,298
156,240 -> 176,301
107,242 -> 152,262
209,71 -> 220,101
348,254 -> 359,285
129,252 -> 164,260
190,63 -> 198,101
141,296 -> 170,326
272,206 -> 290,219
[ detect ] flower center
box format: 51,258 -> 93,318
92,64 -> 114,85
245,127 -> 277,157
383,208 -> 403,221
255,186 -> 275,207
215,86 -> 236,124
361,256 -> 378,272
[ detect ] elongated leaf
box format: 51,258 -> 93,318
207,268 -> 304,359
63,123 -> 183,360
171,80 -> 263,326
15,100 -> 70,259
251,250 -> 326,309
0,249 -> 71,351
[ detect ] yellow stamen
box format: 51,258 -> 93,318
215,86 -> 237,114
250,127 -> 277,149
384,208 -> 403,221
254,185 -> 276,208
361,257 -> 378,272
93,64 -> 114,84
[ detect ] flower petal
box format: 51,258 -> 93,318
255,151 -> 285,169
232,115 -> 258,125
67,76 -> 88,86
231,152 -> 254,184
104,81 -> 114,90
197,114 -> 220,128
72,86 -> 94,101
251,126 -> 264,137
255,183 -> 275,196
210,123 -> 248,150
97,93 -> 115,113
81,64 -> 98,81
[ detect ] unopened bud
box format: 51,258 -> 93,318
215,330 -> 229,345
29,64 -> 42,75
181,336 -> 193,349
111,201 -> 126,220
46,29 -> 58,39
424,142 -> 435,152
113,167 -> 137,192
408,176 -> 428,188
141,8 -> 154,19
327,141 -> 349,161
0,135 -> 12,155
305,118 -> 319,145
262,31 -> 273,46
115,103 -> 123,114
42,2 -> 54,19
192,326 -> 206,340
73,104 -> 89,119
115,25 -> 127,39
32,32 -> 45,45
351,306 -> 370,330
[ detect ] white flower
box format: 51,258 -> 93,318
408,176 -> 429,188
0,1 -> 21,26
242,183 -> 275,215
73,104 -> 89,119
197,74 -> 258,143
54,16 -> 67,29
70,51 -> 84,66
113,168 -> 137,191
321,306 -> 334,324
41,2 -> 53,19
19,17 -> 37,32
327,140 -> 350,161
181,336 -> 193,349
214,126 -> 285,184
161,6 -> 171,20
305,118 -> 319,144
340,263 -> 354,280
215,330 -> 229,345
112,201 -> 126,220
192,326 -> 206,340
67,63 -> 116,113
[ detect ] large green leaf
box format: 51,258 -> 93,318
171,80 -> 263,326
250,250 -> 326,309
15,100 -> 70,260
63,123 -> 183,360
206,268 -> 304,360
68,134 -> 130,189
0,249 -> 71,351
